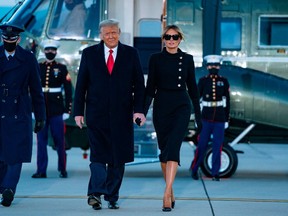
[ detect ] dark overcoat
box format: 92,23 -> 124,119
0,45 -> 46,165
73,41 -> 145,164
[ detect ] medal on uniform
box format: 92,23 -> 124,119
54,68 -> 59,78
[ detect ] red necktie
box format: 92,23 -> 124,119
107,49 -> 114,74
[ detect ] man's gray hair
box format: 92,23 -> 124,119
99,19 -> 120,31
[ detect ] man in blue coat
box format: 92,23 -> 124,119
0,23 -> 46,207
74,19 -> 146,210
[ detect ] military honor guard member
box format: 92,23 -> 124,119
0,23 -> 46,207
32,40 -> 72,179
190,55 -> 230,181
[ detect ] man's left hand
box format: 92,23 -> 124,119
225,122 -> 229,129
63,113 -> 70,120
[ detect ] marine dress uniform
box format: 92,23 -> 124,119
191,55 -> 230,181
32,40 -> 72,178
0,24 -> 46,207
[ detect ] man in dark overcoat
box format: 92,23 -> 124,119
73,19 -> 146,210
0,23 -> 46,207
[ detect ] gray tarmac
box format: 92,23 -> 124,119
1,140 -> 288,216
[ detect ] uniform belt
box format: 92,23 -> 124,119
202,101 -> 223,107
42,87 -> 62,93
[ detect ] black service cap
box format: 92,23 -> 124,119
0,23 -> 24,41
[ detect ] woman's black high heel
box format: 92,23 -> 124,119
171,191 -> 175,209
162,193 -> 172,212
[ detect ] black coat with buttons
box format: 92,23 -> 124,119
39,60 -> 72,117
198,73 -> 230,122
0,45 -> 46,165
145,48 -> 201,163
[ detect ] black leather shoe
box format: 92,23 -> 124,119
1,189 -> 14,207
191,171 -> 199,180
88,195 -> 101,210
92,203 -> 102,210
59,171 -> 68,178
212,175 -> 220,181
108,201 -> 119,209
31,173 -> 47,178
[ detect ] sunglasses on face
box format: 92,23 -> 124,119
163,34 -> 180,40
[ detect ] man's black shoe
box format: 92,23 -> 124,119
88,195 -> 102,210
212,175 -> 220,181
31,173 -> 47,178
1,189 -> 14,207
59,171 -> 68,178
108,201 -> 119,209
191,171 -> 199,180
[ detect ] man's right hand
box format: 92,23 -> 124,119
195,118 -> 202,135
34,120 -> 45,133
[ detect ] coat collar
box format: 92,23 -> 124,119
0,45 -> 26,74
0,45 -> 26,62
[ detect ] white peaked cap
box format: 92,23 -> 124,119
204,55 -> 222,64
41,40 -> 60,49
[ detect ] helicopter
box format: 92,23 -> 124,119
1,0 -> 288,177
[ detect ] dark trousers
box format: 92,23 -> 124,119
192,120 -> 224,177
88,162 -> 125,202
36,115 -> 66,174
0,161 -> 22,194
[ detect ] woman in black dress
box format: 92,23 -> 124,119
144,25 -> 202,211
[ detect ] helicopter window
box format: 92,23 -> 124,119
25,0 -> 50,37
221,18 -> 242,51
47,0 -> 103,40
2,0 -> 50,37
259,16 -> 288,47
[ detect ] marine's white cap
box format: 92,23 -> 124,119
204,55 -> 222,65
41,40 -> 60,50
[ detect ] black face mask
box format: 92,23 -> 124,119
45,52 -> 56,61
3,41 -> 17,52
208,68 -> 219,75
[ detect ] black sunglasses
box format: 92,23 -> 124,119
163,34 -> 180,40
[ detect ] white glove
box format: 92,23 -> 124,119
225,122 -> 229,129
62,113 -> 70,120
32,113 -> 35,120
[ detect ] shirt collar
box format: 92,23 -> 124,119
5,50 -> 15,58
104,44 -> 118,55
